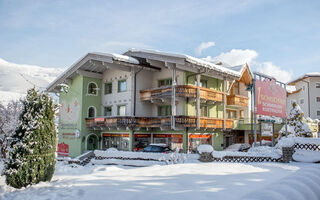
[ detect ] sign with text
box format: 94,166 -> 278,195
255,79 -> 286,118
57,142 -> 69,157
261,122 -> 273,136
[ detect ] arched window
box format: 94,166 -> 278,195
88,82 -> 98,95
88,106 -> 96,118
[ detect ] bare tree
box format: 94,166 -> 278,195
0,100 -> 22,159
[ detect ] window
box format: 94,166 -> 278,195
300,98 -> 304,104
104,82 -> 112,94
316,83 -> 320,88
200,105 -> 208,117
117,105 -> 126,116
118,80 -> 127,92
88,106 -> 96,118
232,82 -> 240,95
317,97 -> 320,102
88,82 -> 98,95
104,106 -> 112,116
317,111 -> 320,116
303,86 -> 305,91
194,80 -> 208,88
239,110 -> 244,119
227,110 -> 237,119
158,78 -> 172,87
158,105 -> 172,116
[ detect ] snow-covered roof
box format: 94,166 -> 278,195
92,52 -> 139,65
126,49 -> 241,78
288,72 -> 320,85
47,52 -> 141,92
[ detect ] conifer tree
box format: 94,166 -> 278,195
280,101 -> 312,137
5,88 -> 57,188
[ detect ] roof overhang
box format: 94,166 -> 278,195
125,49 -> 241,80
46,52 -> 158,92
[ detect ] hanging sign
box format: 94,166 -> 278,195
255,79 -> 286,118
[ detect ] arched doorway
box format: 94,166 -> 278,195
86,134 -> 99,151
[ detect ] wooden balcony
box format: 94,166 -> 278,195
140,85 -> 224,102
86,116 -> 234,130
227,94 -> 249,107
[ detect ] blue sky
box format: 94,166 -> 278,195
0,0 -> 319,82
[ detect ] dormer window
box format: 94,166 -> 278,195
88,82 -> 98,95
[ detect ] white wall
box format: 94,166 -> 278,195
287,77 -> 320,119
102,68 -> 132,116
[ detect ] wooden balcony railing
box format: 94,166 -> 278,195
140,85 -> 224,102
85,116 -> 233,129
227,94 -> 249,107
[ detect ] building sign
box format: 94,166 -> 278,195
103,133 -> 129,137
255,79 -> 286,118
57,142 -> 69,157
189,134 -> 211,138
261,122 -> 273,136
61,129 -> 80,139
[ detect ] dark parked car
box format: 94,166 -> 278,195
140,144 -> 172,153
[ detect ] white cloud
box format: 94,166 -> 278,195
203,49 -> 258,66
256,62 -> 293,83
195,41 -> 215,55
0,58 -> 64,104
203,49 -> 292,83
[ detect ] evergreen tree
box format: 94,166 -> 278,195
280,101 -> 312,137
4,88 -> 57,188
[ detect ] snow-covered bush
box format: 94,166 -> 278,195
197,145 -> 213,154
0,100 -> 22,159
279,101 -> 311,137
4,88 -> 58,188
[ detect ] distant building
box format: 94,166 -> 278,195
287,72 -> 320,120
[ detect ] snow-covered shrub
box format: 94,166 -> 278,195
197,145 -> 213,154
0,100 -> 22,159
4,88 -> 58,188
279,101 -> 311,137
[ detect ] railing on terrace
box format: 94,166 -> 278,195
85,116 -> 234,129
140,85 -> 224,102
226,94 -> 249,107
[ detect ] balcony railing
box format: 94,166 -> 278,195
227,94 -> 249,107
85,116 -> 234,130
140,85 -> 224,102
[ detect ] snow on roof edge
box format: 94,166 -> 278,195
127,48 -> 241,78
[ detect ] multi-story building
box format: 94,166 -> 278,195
47,49 -> 253,157
287,73 -> 320,120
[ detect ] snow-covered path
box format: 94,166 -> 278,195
1,161 -> 318,200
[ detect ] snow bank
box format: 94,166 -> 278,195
277,136 -> 320,148
197,145 -> 213,153
94,150 -> 171,161
243,164 -> 320,200
212,146 -> 281,159
91,159 -> 164,167
93,150 -> 185,166
293,150 -> 320,163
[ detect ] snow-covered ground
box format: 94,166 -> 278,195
1,158 -> 319,200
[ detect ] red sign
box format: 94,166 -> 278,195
189,134 -> 211,138
255,79 -> 286,118
153,134 -> 183,138
57,142 -> 69,157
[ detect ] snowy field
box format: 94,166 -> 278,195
1,159 -> 320,200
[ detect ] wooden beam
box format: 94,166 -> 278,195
196,72 -> 201,129
77,69 -> 103,79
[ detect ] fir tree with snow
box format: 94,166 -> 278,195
279,101 -> 312,137
0,100 -> 22,159
4,88 -> 58,188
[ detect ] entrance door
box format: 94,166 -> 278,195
87,135 -> 98,150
